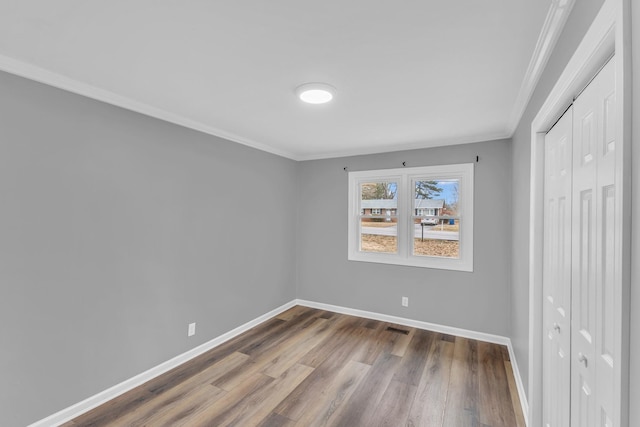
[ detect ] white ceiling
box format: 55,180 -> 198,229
0,1 -> 558,160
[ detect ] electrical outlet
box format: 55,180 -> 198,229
402,296 -> 409,307
188,322 -> 196,337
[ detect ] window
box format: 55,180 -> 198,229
416,208 -> 436,216
348,163 -> 474,271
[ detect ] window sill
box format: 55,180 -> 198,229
348,252 -> 473,272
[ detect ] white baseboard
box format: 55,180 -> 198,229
32,298 -> 529,427
295,299 -> 529,425
296,299 -> 510,345
506,340 -> 530,426
29,300 -> 297,427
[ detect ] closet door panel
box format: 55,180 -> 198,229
594,56 -> 616,426
571,57 -> 616,427
542,105 -> 573,427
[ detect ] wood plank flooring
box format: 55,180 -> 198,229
64,306 -> 525,427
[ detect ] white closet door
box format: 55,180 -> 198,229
542,106 -> 573,427
571,57 -> 616,427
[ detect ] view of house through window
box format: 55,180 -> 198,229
413,178 -> 460,258
358,179 -> 460,258
360,181 -> 398,254
348,163 -> 473,271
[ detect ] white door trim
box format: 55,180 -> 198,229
528,0 -> 631,426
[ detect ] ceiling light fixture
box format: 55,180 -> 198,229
296,82 -> 335,104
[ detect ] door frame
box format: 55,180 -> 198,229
528,0 -> 631,426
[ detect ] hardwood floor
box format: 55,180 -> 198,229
64,306 -> 525,427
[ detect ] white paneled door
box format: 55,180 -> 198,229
543,104 -> 572,427
542,56 -> 617,427
571,56 -> 616,427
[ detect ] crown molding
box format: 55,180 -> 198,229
506,0 -> 576,136
294,130 -> 511,161
1,28 -> 544,164
0,55 -> 510,162
0,54 -> 298,160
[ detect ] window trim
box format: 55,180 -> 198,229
347,163 -> 474,271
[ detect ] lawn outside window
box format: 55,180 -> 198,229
348,163 -> 474,271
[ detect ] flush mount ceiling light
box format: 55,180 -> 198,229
295,82 -> 335,104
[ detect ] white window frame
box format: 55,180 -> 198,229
348,163 -> 474,271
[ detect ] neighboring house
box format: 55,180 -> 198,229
360,199 -> 399,216
360,199 -> 445,217
414,198 -> 445,217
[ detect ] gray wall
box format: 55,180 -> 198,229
296,140 -> 512,336
0,71 -> 297,426
509,0 -> 605,397
630,1 -> 639,425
